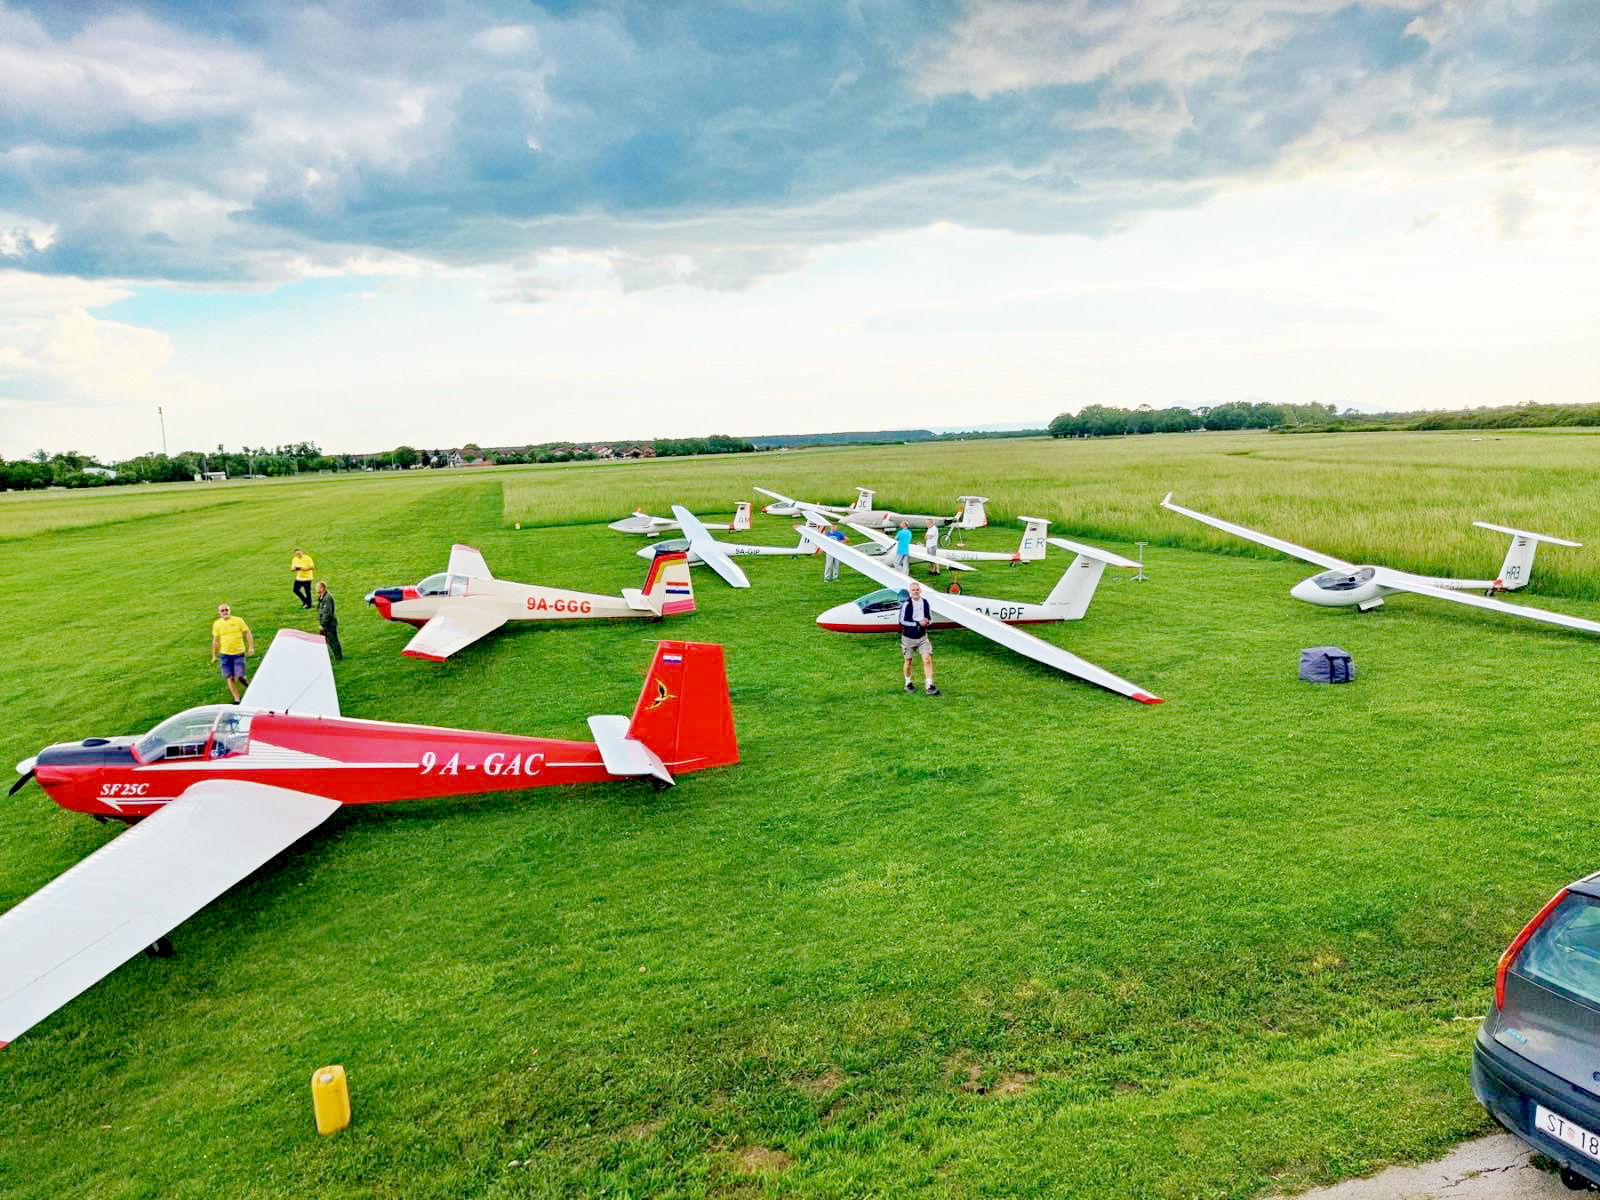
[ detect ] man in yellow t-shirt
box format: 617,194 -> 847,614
291,547 -> 316,609
210,603 -> 256,702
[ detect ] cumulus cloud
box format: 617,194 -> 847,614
0,0 -> 1594,294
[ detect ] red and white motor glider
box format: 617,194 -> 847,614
366,543 -> 696,661
1,632 -> 738,1046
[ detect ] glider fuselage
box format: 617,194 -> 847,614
817,588 -> 1062,633
29,706 -> 622,820
368,575 -> 650,627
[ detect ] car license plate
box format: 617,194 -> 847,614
1536,1104 -> 1600,1161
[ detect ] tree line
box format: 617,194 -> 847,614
1049,401 -> 1337,437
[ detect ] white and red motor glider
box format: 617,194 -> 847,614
366,543 -> 695,661
837,489 -> 992,531
1,632 -> 738,1046
804,529 -> 1162,704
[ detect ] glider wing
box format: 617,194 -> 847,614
802,530 -> 1161,703
401,603 -> 510,662
1372,569 -> 1600,636
0,780 -> 341,1046
670,505 -> 751,588
1160,494 -> 1354,571
240,629 -> 340,716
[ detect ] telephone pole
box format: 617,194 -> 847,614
158,406 -> 168,455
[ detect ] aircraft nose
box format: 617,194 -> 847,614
1289,578 -> 1324,605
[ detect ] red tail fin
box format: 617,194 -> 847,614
626,642 -> 738,775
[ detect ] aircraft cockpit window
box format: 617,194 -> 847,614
417,572 -> 450,596
207,710 -> 253,759
655,539 -> 690,554
855,588 -> 903,614
447,574 -> 470,597
1311,566 -> 1376,591
134,706 -> 231,763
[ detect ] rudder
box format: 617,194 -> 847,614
642,551 -> 696,616
626,642 -> 739,774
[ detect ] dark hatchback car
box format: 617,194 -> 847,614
1475,873 -> 1600,1191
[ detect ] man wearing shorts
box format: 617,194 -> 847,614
898,582 -> 939,695
210,603 -> 255,702
291,547 -> 316,609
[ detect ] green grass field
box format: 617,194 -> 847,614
4,430 -> 1600,1198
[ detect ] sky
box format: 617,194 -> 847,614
1,0 -> 1597,460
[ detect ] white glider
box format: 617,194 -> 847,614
847,516 -> 1050,568
1161,494 -> 1600,636
802,528 -> 1162,703
754,487 -> 855,518
609,501 -> 752,536
668,505 -> 752,589
841,488 -> 990,531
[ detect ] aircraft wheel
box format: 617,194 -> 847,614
651,778 -> 672,792
144,937 -> 174,959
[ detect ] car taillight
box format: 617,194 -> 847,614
1496,888 -> 1570,1009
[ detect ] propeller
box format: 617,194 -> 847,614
10,755 -> 37,796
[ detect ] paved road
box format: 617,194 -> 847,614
1283,1135 -> 1577,1199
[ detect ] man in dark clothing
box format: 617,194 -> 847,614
315,580 -> 343,661
898,582 -> 938,695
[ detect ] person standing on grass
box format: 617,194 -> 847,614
924,521 -> 941,575
899,582 -> 939,695
210,603 -> 255,703
822,523 -> 848,581
315,581 -> 343,661
893,520 -> 913,572
290,546 -> 316,609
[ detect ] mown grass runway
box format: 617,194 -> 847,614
3,430 -> 1600,1198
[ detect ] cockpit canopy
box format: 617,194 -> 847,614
416,573 -> 470,597
134,706 -> 253,763
854,587 -> 906,614
1310,566 -> 1377,592
653,539 -> 691,554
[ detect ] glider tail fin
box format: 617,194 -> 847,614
955,496 -> 990,530
1474,521 -> 1582,591
730,501 -> 752,532
852,487 -> 874,511
626,642 -> 740,775
1042,538 -> 1141,619
1016,516 -> 1050,561
641,550 -> 696,616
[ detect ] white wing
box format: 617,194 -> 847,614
1160,494 -> 1353,571
240,629 -> 340,716
670,506 -> 751,588
754,486 -> 799,506
0,781 -> 340,1046
802,530 -> 1161,703
1372,569 -> 1600,636
447,543 -> 493,579
845,521 -> 974,571
401,603 -> 510,661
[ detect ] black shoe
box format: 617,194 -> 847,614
904,680 -> 914,692
925,684 -> 940,696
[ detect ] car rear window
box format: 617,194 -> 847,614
1518,894 -> 1600,1006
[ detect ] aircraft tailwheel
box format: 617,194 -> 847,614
144,937 -> 174,959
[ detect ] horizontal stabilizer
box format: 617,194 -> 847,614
1472,521 -> 1582,547
587,715 -> 673,785
1046,537 -> 1141,569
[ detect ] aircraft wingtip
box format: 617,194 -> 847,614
1132,692 -> 1164,705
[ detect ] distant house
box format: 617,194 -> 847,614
591,445 -> 614,459
194,471 -> 227,482
84,466 -> 117,480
